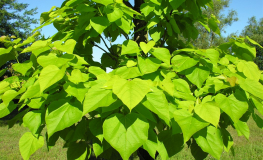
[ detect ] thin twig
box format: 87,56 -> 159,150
94,44 -> 116,61
94,44 -> 109,54
100,35 -> 111,52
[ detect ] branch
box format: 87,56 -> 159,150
94,44 -> 109,54
94,44 -> 117,61
100,35 -> 111,51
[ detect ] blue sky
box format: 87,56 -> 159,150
221,0 -> 263,36
17,0 -> 263,62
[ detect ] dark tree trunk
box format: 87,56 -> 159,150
133,0 -> 148,43
133,1 -> 155,159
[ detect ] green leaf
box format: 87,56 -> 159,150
76,4 -> 96,12
23,110 -> 44,134
115,66 -> 142,79
169,0 -> 185,9
208,14 -> 220,35
101,53 -> 116,68
142,88 -> 170,125
92,139 -> 111,158
121,40 -> 140,55
106,7 -> 123,22
138,56 -> 161,74
89,118 -> 103,142
0,47 -> 15,67
190,139 -> 208,160
112,78 -> 150,110
143,130 -> 158,159
68,55 -> 89,67
119,3 -> 141,16
21,40 -> 50,53
185,66 -> 210,88
252,113 -> 263,129
92,0 -> 114,5
27,98 -> 45,109
140,41 -> 155,54
251,97 -> 263,115
194,102 -> 220,127
205,49 -> 219,64
89,66 -> 110,80
83,86 -> 117,115
103,113 -> 149,160
0,101 -> 17,118
173,109 -> 209,143
150,48 -> 171,65
170,18 -> 181,34
63,82 -> 89,102
193,126 -> 224,159
53,39 -> 77,54
46,99 -> 82,137
160,78 -> 175,96
173,79 -> 191,93
2,90 -> 18,105
68,69 -> 89,84
0,81 -> 10,94
158,131 -> 184,159
134,103 -> 157,123
221,128 -> 234,152
233,41 -> 256,61
115,17 -> 131,34
140,3 -> 155,17
20,81 -> 41,102
67,142 -> 89,160
0,68 -> 6,77
126,60 -> 137,67
12,61 -> 33,76
39,65 -> 66,92
149,27 -> 163,42
237,61 -> 261,81
147,17 -> 160,29
215,94 -> 248,123
19,132 -> 44,160
37,53 -> 74,67
234,120 -> 250,140
239,79 -> 263,100
171,55 -> 198,72
246,36 -> 263,48
90,17 -> 110,34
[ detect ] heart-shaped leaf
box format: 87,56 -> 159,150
46,99 -> 82,137
103,113 -> 149,160
39,65 -> 66,92
112,78 -> 150,110
173,109 -> 209,143
19,132 -> 44,160
53,39 -> 76,54
140,41 -> 155,54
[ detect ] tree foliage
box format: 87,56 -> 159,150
181,0 -> 238,49
0,0 -> 263,160
0,0 -> 38,39
241,17 -> 263,69
0,0 -> 38,79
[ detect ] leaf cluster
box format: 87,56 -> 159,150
0,0 -> 263,160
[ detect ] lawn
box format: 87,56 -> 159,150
0,114 -> 263,160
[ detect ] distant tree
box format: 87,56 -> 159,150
0,0 -> 38,78
241,16 -> 263,69
0,0 -> 38,39
179,0 -> 238,49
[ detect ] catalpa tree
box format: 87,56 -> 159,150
0,0 -> 263,159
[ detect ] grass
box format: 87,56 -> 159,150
0,114 -> 263,160
0,122 -> 67,160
